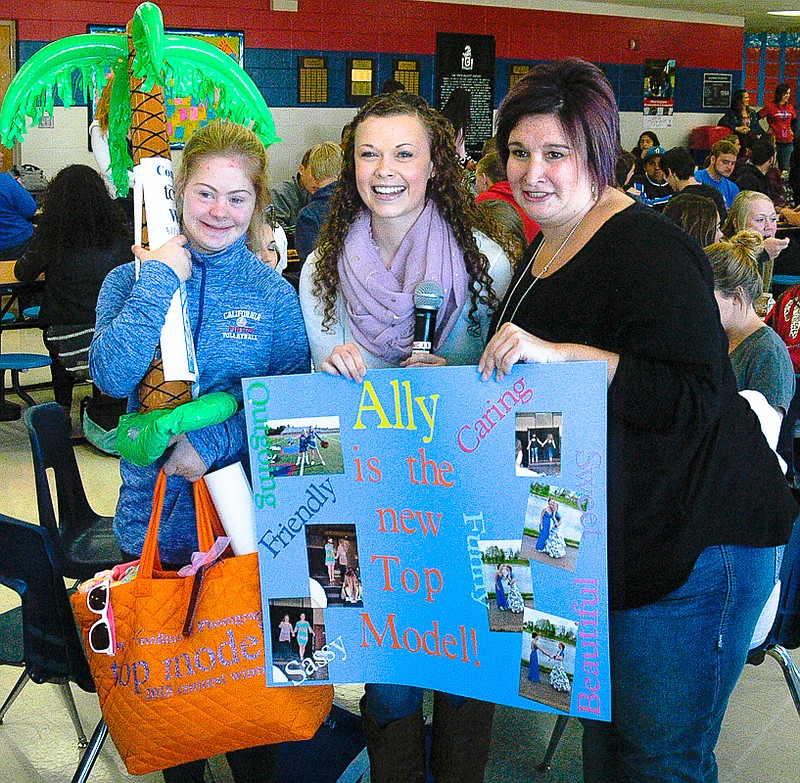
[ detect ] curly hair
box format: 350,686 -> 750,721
34,164 -> 129,266
313,91 -> 499,332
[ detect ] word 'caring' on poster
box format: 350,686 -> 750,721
243,363 -> 610,720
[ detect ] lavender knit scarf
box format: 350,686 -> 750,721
338,201 -> 469,363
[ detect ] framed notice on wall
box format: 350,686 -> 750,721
703,73 -> 733,109
436,32 -> 495,161
393,59 -> 421,94
298,56 -> 329,105
347,57 -> 376,106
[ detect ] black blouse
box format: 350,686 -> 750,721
492,202 -> 797,609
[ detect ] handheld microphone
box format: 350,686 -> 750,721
412,281 -> 444,355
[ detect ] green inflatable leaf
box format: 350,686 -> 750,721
116,391 -> 238,467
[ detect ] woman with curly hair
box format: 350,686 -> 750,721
15,164 -> 131,428
299,91 -> 511,782
300,90 -> 511,381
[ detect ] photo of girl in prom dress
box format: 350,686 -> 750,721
495,565 -> 509,610
506,566 -> 525,613
548,642 -> 572,692
543,507 -> 567,559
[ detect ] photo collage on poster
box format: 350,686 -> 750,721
476,411 -> 590,712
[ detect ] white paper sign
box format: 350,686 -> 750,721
133,157 -> 197,383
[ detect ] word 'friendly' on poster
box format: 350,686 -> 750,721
243,363 -> 610,720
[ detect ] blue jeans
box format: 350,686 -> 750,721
777,141 -> 794,172
363,684 -> 467,727
582,544 -> 781,783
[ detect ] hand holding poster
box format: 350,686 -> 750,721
244,363 -> 610,719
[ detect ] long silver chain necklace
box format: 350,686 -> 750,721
497,209 -> 591,326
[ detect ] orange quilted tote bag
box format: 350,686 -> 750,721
71,470 -> 333,775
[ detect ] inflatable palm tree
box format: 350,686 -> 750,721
0,2 -> 279,411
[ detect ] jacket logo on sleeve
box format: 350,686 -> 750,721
223,309 -> 261,341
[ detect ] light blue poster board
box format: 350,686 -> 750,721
243,363 -> 609,720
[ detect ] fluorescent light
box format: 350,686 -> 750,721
769,10 -> 800,15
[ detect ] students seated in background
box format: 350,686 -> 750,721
441,87 -> 477,171
15,164 -> 131,432
0,168 -> 37,260
660,145 -> 728,221
627,145 -> 673,209
380,78 -> 406,94
295,142 -> 343,265
708,230 -> 795,419
723,190 -> 800,279
268,148 -> 313,231
475,199 -> 527,268
475,150 -> 539,242
614,150 -> 637,192
723,133 -> 742,158
630,130 -> 660,175
732,136 -> 779,198
789,148 -> 800,207
663,191 -> 723,247
696,139 -> 741,209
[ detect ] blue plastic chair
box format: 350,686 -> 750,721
747,514 -> 800,717
0,512 -> 108,782
0,352 -> 51,406
24,402 -> 122,581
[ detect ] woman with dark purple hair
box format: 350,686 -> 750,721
479,57 -> 796,780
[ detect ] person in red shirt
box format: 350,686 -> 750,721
759,82 -> 797,171
475,150 -> 539,242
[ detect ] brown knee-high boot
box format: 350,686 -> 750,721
430,694 -> 496,783
360,695 -> 426,783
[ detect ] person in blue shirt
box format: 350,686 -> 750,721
294,141 -> 342,265
0,170 -> 37,260
695,139 -> 741,209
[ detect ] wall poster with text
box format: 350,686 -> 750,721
435,32 -> 495,162
244,363 -> 610,720
644,58 -> 676,129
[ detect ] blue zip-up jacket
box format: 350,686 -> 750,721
90,235 -> 310,562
